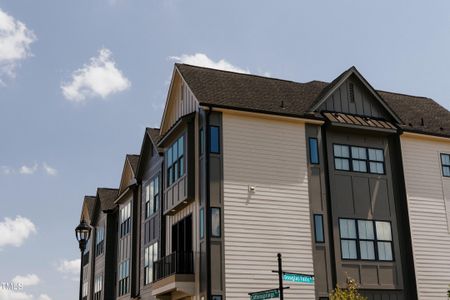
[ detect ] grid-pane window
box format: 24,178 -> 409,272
95,226 -> 104,256
441,154 -> 450,177
334,145 -> 350,171
314,214 -> 324,243
167,135 -> 185,186
339,218 -> 393,261
145,175 -> 160,218
94,274 -> 103,300
334,144 -> 385,174
82,281 -> 88,298
211,208 -> 221,237
144,242 -> 158,285
120,202 -> 131,237
309,138 -> 320,164
118,259 -> 129,296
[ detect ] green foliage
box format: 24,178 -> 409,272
329,278 -> 367,300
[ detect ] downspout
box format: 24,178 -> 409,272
205,106 -> 212,300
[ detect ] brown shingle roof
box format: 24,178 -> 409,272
126,154 -> 140,174
146,128 -> 161,145
80,196 -> 96,222
176,64 -> 450,138
97,188 -> 118,211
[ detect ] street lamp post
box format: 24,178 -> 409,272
75,219 -> 91,300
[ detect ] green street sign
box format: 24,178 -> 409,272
283,272 -> 314,284
249,288 -> 280,300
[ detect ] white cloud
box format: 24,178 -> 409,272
61,48 -> 131,102
0,289 -> 33,300
18,163 -> 38,175
11,274 -> 40,287
42,163 -> 57,176
0,216 -> 37,248
170,53 -> 250,74
1,166 -> 13,175
0,8 -> 36,84
37,295 -> 51,300
56,258 -> 80,276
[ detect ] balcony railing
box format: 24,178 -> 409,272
153,251 -> 194,282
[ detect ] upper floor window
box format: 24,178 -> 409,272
166,135 -> 185,186
441,153 -> 450,177
82,281 -> 88,298
94,274 -> 103,300
333,144 -> 385,174
120,202 -> 131,238
145,175 -> 160,218
210,126 -> 220,154
211,208 -> 221,238
144,242 -> 158,285
95,226 -> 104,256
314,214 -> 324,243
309,138 -> 319,164
339,218 -> 393,261
118,259 -> 129,296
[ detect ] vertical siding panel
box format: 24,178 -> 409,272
222,113 -> 315,300
401,135 -> 450,300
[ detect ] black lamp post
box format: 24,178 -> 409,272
75,219 -> 91,300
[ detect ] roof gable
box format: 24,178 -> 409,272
118,155 -> 139,194
80,196 -> 96,223
310,67 -> 402,123
136,128 -> 161,178
96,188 -> 118,212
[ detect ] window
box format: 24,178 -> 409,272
167,135 -> 185,186
144,242 -> 158,285
95,226 -> 104,256
145,175 -> 160,218
200,128 -> 204,155
339,218 -> 393,261
120,202 -> 131,237
82,281 -> 88,298
199,208 -> 205,239
94,274 -> 103,300
309,138 -> 320,164
212,296 -> 222,300
441,153 -> 450,177
314,214 -> 324,243
118,259 -> 130,296
334,144 -> 350,171
333,144 -> 385,174
211,208 -> 221,237
210,126 -> 220,154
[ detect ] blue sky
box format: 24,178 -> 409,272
1,1 -> 450,299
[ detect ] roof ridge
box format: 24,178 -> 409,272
377,89 -> 431,100
176,63 -> 308,85
97,187 -> 118,191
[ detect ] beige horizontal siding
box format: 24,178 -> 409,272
222,113 -> 315,300
400,135 -> 450,300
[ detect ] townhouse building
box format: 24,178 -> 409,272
77,64 -> 450,300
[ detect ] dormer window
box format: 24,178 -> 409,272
166,135 -> 185,186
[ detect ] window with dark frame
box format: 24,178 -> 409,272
309,138 -> 320,164
119,202 -> 131,238
145,175 -> 160,219
210,126 -> 220,154
334,144 -> 385,175
94,274 -> 102,300
166,135 -> 185,186
211,207 -> 221,237
314,214 -> 324,243
144,242 -> 158,285
118,259 -> 129,296
339,218 -> 393,261
95,226 -> 104,256
199,208 -> 204,239
212,296 -> 223,300
441,153 -> 450,177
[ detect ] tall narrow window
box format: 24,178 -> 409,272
351,146 -> 367,172
314,214 -> 324,243
309,138 -> 319,164
145,175 -> 160,218
441,153 -> 450,177
339,219 -> 357,259
144,242 -> 158,285
210,126 -> 220,154
166,135 -> 185,186
199,208 -> 205,239
95,226 -> 104,256
376,221 -> 393,261
211,208 -> 221,237
118,259 -> 129,296
334,144 -> 350,171
120,202 -> 131,237
357,220 -> 375,260
369,148 -> 385,174
94,274 -> 103,300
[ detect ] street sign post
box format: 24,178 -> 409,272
282,272 -> 314,284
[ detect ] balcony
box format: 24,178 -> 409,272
152,252 -> 195,299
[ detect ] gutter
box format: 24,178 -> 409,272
205,106 -> 212,300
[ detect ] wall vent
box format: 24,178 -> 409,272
348,83 -> 355,103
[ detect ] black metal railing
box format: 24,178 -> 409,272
153,251 -> 194,281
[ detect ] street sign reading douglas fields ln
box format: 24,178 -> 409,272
282,272 -> 314,284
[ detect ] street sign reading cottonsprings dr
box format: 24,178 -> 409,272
249,288 -> 280,300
